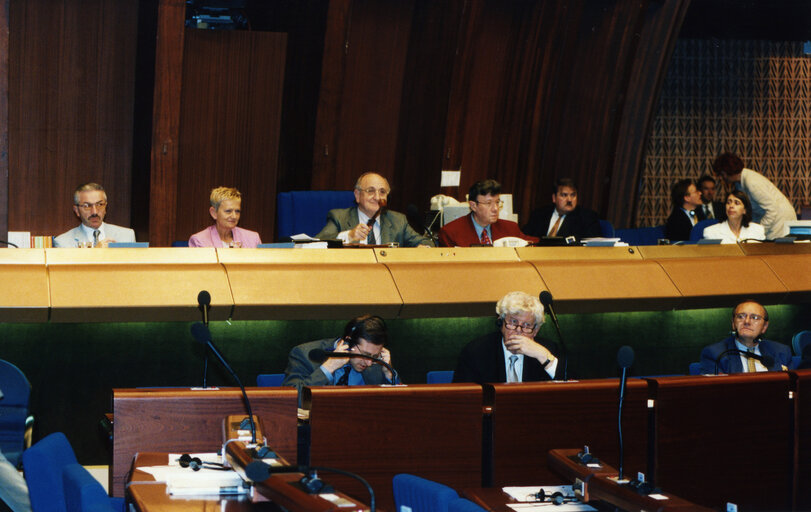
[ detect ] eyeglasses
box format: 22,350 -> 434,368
352,345 -> 384,361
475,200 -> 503,209
358,187 -> 389,197
734,313 -> 764,322
503,317 -> 536,333
76,201 -> 107,210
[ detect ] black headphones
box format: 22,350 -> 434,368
531,489 -> 579,505
495,317 -> 503,328
178,453 -> 226,471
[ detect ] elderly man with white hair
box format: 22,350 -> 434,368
452,291 -> 562,384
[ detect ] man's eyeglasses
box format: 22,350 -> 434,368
475,200 -> 503,209
734,313 -> 764,322
503,317 -> 536,333
352,345 -> 384,361
76,201 -> 107,211
358,187 -> 389,197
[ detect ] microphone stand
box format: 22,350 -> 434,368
197,291 -> 211,387
539,291 -> 567,381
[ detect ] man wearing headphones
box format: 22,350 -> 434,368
282,314 -> 396,392
452,291 -> 562,384
698,300 -> 794,374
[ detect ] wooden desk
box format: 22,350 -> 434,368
304,384 -> 483,511
486,379 -> 649,487
112,387 -> 298,497
647,373 -> 793,510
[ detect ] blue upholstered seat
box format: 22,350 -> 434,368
256,373 -> 285,387
276,190 -> 356,240
426,370 -> 454,384
690,219 -> 720,242
392,473 -> 459,512
0,359 -> 31,468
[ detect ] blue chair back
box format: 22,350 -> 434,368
791,355 -> 801,369
615,226 -> 665,246
171,240 -> 190,247
256,373 -> 285,387
23,432 -> 78,512
392,473 -> 459,512
690,219 -> 720,242
63,463 -> 124,512
0,359 -> 31,468
426,371 -> 454,384
599,220 -> 615,238
792,330 -> 811,357
448,497 -> 488,512
688,362 -> 702,375
276,191 -> 356,240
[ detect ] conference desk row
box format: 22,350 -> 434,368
112,369 -> 811,511
3,243 -> 810,322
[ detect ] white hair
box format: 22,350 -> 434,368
496,291 -> 545,327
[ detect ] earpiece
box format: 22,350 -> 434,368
178,453 -> 225,471
496,317 -> 503,328
531,489 -> 579,505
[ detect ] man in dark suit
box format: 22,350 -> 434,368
282,314 -> 397,394
438,180 -> 538,247
664,178 -> 703,242
315,172 -> 432,247
453,291 -> 562,384
699,300 -> 794,374
695,175 -> 727,222
522,178 -> 602,241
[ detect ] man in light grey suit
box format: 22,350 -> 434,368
315,172 -> 432,247
53,183 -> 136,248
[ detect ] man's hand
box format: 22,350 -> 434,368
503,333 -> 554,366
321,339 -> 350,374
378,347 -> 393,381
348,223 -> 372,243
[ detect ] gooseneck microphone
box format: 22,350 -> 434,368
309,348 -> 400,384
197,291 -> 212,387
713,348 -> 774,375
616,345 -> 634,481
191,322 -> 257,444
407,204 -> 439,244
0,240 -> 19,248
246,460 -> 376,511
539,290 -> 567,381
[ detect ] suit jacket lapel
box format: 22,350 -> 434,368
379,211 -> 393,244
349,208 -> 360,231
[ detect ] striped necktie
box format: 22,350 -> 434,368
508,355 -> 519,383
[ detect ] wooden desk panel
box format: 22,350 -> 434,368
112,387 -> 298,498
760,254 -> 811,302
219,249 -> 402,320
636,245 -> 745,259
533,260 -> 681,313
47,248 -> 232,322
516,246 -> 643,261
654,256 -> 787,309
487,379 -> 649,487
648,374 -> 793,511
793,370 -> 811,511
738,243 -> 811,256
0,249 -> 49,322
304,384 -> 483,510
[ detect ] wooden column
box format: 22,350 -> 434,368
0,0 -> 8,242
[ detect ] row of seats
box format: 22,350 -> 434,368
393,473 -> 486,512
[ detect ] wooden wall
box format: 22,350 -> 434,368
2,0 -> 690,244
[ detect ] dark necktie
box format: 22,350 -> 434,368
336,366 -> 351,385
705,204 -> 714,219
93,230 -> 100,246
480,229 -> 492,246
367,228 -> 376,245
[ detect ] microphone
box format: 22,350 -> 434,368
309,348 -> 399,384
539,290 -> 567,381
190,322 -> 257,444
0,240 -> 18,248
407,204 -> 439,244
197,290 -> 211,325
713,348 -> 774,375
367,199 -> 387,227
616,345 -> 634,481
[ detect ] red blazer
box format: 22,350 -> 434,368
438,214 -> 538,247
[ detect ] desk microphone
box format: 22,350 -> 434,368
191,322 -> 257,444
407,204 -> 439,244
616,345 -> 634,481
0,240 -> 18,248
713,348 -> 774,375
539,290 -> 567,381
309,348 -> 399,384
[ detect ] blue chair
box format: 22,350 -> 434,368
62,463 -> 124,512
0,359 -> 32,468
392,473 -> 459,512
690,219 -> 720,242
256,373 -> 285,387
448,497 -> 488,512
171,240 -> 189,247
688,362 -> 702,375
276,190 -> 356,240
615,226 -> 666,246
599,220 -> 615,238
791,355 -> 801,369
24,432 -> 79,512
426,371 -> 454,384
792,330 -> 811,357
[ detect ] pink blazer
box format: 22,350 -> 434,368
188,225 -> 262,248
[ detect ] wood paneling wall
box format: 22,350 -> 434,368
8,0 -> 138,237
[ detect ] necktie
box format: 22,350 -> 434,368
336,366 -> 351,385
508,355 -> 519,383
480,229 -> 492,246
548,216 -> 563,237
367,228 -> 376,245
93,230 -> 100,246
747,350 -> 757,373
705,204 -> 714,219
